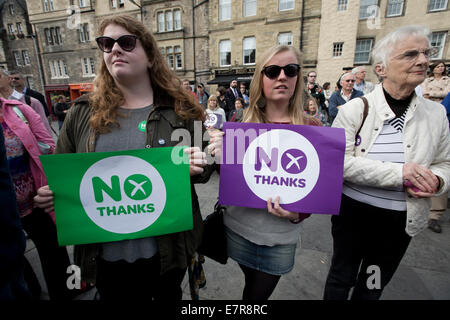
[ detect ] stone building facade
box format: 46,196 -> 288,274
0,0 -> 43,92
207,0 -> 321,90
27,0 -> 98,104
142,0 -> 210,88
9,0 -> 450,106
317,0 -> 450,86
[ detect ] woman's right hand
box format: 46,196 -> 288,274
402,163 -> 438,196
34,185 -> 54,213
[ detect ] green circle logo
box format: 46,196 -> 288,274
138,121 -> 146,132
123,174 -> 152,200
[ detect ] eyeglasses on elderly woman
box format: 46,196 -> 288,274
393,48 -> 438,62
95,35 -> 138,53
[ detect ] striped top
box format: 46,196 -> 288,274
343,110 -> 407,211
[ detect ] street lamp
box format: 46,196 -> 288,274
128,0 -> 143,23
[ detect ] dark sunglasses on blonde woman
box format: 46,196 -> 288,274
262,64 -> 301,79
95,35 -> 138,53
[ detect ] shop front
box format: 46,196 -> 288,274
207,68 -> 254,89
44,84 -> 70,115
69,83 -> 94,102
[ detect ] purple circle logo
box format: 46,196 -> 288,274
281,149 -> 307,174
355,135 -> 362,146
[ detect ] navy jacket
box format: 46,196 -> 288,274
0,129 -> 26,287
329,89 -> 364,124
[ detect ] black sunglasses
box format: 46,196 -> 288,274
262,64 -> 300,79
95,35 -> 138,53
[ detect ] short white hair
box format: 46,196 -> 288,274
339,72 -> 355,83
372,25 -> 431,68
351,66 -> 364,74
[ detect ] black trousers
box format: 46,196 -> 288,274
323,194 -> 412,300
96,253 -> 187,300
21,207 -> 73,300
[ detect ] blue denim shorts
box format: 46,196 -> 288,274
225,226 -> 297,276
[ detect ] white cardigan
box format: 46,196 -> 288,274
333,84 -> 450,237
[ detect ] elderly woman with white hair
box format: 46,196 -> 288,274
323,25 -> 450,300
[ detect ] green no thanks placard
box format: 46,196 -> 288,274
40,147 -> 192,246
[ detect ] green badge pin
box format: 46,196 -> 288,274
138,121 -> 146,132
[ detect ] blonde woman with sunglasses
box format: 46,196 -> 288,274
209,45 -> 321,300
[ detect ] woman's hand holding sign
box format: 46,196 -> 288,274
267,196 -> 311,223
207,129 -> 224,164
185,147 -> 207,176
34,185 -> 54,213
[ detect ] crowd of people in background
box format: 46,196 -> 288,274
0,17 -> 449,302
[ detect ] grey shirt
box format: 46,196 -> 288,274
95,105 -> 159,263
224,205 -> 302,246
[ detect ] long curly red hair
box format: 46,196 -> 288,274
89,15 -> 204,133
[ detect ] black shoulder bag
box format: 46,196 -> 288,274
197,201 -> 228,264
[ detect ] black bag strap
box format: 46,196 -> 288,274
355,96 -> 369,144
24,94 -> 31,106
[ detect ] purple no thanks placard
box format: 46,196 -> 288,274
218,122 -> 345,215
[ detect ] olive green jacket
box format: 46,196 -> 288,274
56,94 -> 214,284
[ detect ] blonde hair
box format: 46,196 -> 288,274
207,94 -> 218,110
89,15 -> 204,133
243,45 -> 306,125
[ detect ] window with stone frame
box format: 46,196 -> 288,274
157,9 -> 182,32
354,39 -> 373,63
165,11 -> 173,31
277,32 -> 292,46
79,0 -> 87,7
386,0 -> 404,17
7,24 -> 14,34
174,9 -> 181,30
13,51 -> 22,66
49,60 -> 69,78
219,0 -> 231,21
22,51 -> 31,65
428,0 -> 448,12
359,0 -> 378,19
81,57 -> 95,76
79,23 -> 90,42
337,0 -> 348,11
243,37 -> 256,65
243,0 -> 257,17
175,46 -> 182,69
166,47 -> 174,69
16,23 -> 24,35
45,27 -> 62,45
219,40 -> 231,66
333,42 -> 344,57
279,0 -> 294,11
430,32 -> 447,59
43,0 -> 55,12
8,4 -> 14,15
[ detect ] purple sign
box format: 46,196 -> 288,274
218,122 -> 346,215
204,113 -> 223,129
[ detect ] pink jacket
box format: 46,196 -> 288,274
1,98 -> 55,218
